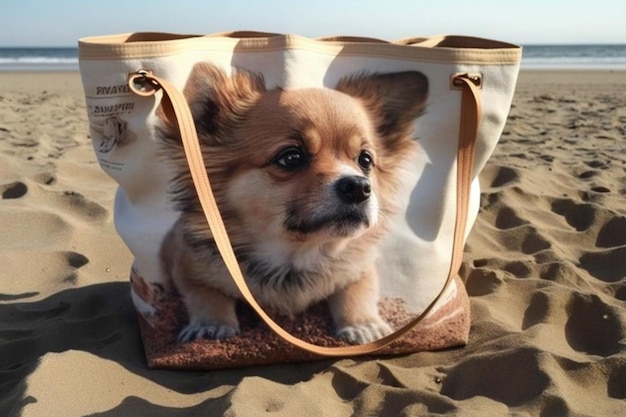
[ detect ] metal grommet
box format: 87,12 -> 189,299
128,69 -> 160,96
451,72 -> 483,90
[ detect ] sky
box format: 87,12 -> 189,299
1,0 -> 625,47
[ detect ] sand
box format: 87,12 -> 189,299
1,69 -> 625,416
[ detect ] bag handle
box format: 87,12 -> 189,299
394,35 -> 448,47
128,70 -> 481,357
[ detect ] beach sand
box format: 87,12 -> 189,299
1,70 -> 625,416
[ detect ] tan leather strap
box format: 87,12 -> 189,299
128,71 -> 481,357
451,75 -> 482,274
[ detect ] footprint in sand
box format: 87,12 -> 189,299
1,249 -> 90,291
579,247 -> 626,283
590,186 -> 610,193
522,288 -> 625,363
538,262 -> 582,284
463,266 -> 506,296
61,251 -> 90,285
584,160 -> 608,169
440,347 -> 550,407
521,290 -> 550,330
66,251 -> 89,269
521,229 -> 552,255
481,165 -> 520,190
495,206 -> 528,229
52,190 -> 108,221
471,258 -> 535,280
565,293 -> 624,357
550,199 -> 596,232
578,170 -> 597,179
32,172 -> 57,186
503,260 -> 533,278
1,181 -> 28,199
550,198 -> 626,283
596,217 -> 626,248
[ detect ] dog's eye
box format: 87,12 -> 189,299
358,150 -> 374,172
273,147 -> 307,171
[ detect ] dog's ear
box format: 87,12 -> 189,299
184,63 -> 266,137
157,63 -> 266,141
335,71 -> 428,141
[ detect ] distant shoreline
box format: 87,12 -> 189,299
0,64 -> 79,72
2,43 -> 626,72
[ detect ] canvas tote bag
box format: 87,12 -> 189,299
78,32 -> 521,369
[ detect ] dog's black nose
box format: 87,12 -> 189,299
336,176 -> 371,204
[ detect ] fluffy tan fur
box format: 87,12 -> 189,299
158,63 -> 428,344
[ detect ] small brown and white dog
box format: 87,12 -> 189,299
158,63 -> 428,344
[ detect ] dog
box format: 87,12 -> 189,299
157,63 -> 428,344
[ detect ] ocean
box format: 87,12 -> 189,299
522,44 -> 626,70
0,44 -> 625,72
0,47 -> 78,72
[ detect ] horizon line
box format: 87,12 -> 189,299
2,41 -> 626,49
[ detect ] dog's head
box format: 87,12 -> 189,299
159,63 -> 428,246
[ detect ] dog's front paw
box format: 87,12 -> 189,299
336,320 -> 393,345
177,322 -> 240,343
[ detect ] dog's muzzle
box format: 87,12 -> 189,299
283,175 -> 374,235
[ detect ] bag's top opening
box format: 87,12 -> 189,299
78,32 -> 522,65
